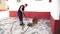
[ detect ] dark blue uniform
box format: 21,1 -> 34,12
18,5 -> 24,24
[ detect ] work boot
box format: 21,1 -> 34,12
20,23 -> 25,26
20,21 -> 24,26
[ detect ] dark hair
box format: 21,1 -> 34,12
25,4 -> 28,6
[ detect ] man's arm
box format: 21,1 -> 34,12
20,6 -> 23,12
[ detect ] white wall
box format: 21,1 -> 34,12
8,0 -> 59,20
0,11 -> 9,20
50,0 -> 59,20
8,0 -> 51,12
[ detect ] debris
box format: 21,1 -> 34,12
27,17 -> 38,27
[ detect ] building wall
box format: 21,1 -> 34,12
0,0 -> 8,11
0,11 -> 9,20
8,0 -> 59,20
50,0 -> 59,20
8,0 -> 51,11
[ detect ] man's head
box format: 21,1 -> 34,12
24,4 -> 28,7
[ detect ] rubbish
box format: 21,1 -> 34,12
27,17 -> 38,27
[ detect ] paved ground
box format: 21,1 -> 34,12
0,17 -> 52,34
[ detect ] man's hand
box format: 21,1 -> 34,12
22,11 -> 26,17
22,11 -> 26,13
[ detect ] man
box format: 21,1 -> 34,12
18,4 -> 28,25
